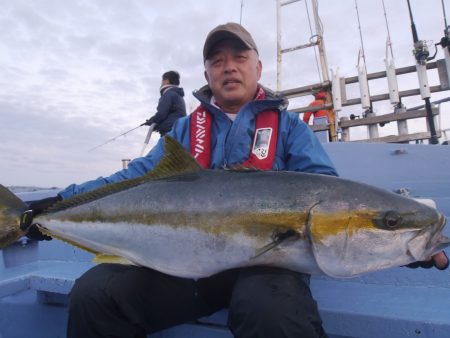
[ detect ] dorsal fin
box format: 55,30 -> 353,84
146,135 -> 202,180
47,136 -> 202,213
0,184 -> 29,214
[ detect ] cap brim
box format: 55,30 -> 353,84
203,31 -> 254,62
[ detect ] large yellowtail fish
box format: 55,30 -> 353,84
0,137 -> 448,278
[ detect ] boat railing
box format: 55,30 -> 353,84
280,58 -> 450,143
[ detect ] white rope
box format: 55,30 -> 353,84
305,0 -> 322,83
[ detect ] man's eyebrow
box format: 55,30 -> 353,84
212,47 -> 249,55
206,47 -> 225,59
206,45 -> 252,61
208,50 -> 222,57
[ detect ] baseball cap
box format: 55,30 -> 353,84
203,22 -> 258,62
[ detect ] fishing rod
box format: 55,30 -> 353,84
381,0 -> 401,108
416,0 -> 447,63
381,0 -> 394,60
442,0 -> 449,37
443,0 -> 449,32
355,0 -> 373,116
435,0 -> 449,50
88,121 -> 150,153
406,0 -> 439,144
437,0 -> 450,87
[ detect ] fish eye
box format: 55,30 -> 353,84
383,210 -> 402,228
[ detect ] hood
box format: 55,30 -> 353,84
161,85 -> 185,97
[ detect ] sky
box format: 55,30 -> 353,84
1,0 -> 449,188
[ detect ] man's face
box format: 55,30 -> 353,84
204,38 -> 262,113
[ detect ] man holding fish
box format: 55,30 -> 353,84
13,22 -> 449,338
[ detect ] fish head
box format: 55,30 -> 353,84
0,207 -> 25,249
307,184 -> 449,278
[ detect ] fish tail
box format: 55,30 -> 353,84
0,184 -> 28,249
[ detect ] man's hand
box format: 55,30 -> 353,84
143,118 -> 154,126
406,251 -> 449,270
20,195 -> 62,241
432,251 -> 449,269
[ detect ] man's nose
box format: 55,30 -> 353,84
223,57 -> 237,73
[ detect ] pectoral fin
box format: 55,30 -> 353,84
253,228 -> 302,259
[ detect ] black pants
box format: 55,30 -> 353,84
67,264 -> 327,338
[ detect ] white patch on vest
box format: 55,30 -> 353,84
193,111 -> 207,159
252,127 -> 272,160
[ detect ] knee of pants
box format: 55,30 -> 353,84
229,267 -> 313,315
228,267 -> 325,338
229,289 -> 291,327
69,264 -> 122,309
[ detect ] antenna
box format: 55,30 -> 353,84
240,0 -> 244,25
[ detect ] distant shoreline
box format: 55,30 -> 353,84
7,186 -> 61,194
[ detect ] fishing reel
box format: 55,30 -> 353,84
413,40 -> 430,65
440,36 -> 449,49
440,25 -> 450,49
438,30 -> 450,53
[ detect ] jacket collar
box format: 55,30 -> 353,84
160,84 -> 178,95
192,84 -> 288,115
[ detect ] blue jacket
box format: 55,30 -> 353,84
59,85 -> 337,199
148,86 -> 186,135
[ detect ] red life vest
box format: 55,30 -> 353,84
190,89 -> 279,170
303,99 -> 329,125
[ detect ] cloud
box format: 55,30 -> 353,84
0,0 -> 448,188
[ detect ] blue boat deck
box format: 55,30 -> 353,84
1,142 -> 450,338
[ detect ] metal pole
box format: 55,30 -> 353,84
425,98 -> 439,144
122,159 -> 131,169
276,0 -> 282,91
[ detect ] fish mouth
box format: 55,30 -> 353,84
429,213 -> 450,251
407,213 -> 450,261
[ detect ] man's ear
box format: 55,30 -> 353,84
204,69 -> 210,84
256,60 -> 262,80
